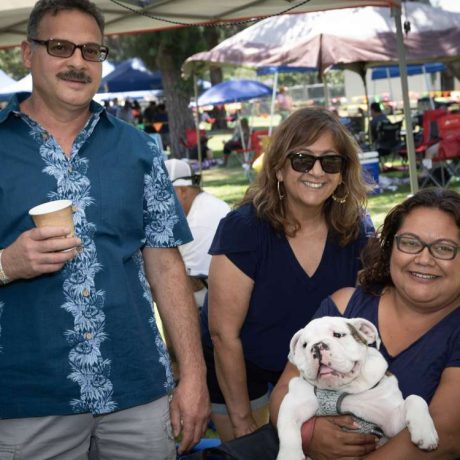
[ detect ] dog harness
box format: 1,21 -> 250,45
314,387 -> 385,438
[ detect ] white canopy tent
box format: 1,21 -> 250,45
0,60 -> 115,100
0,1 -> 399,48
0,69 -> 15,87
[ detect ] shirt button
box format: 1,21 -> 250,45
68,166 -> 73,172
82,288 -> 90,297
72,205 -> 78,213
42,132 -> 49,141
84,332 -> 93,340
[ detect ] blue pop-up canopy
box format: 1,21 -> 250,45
371,63 -> 446,80
98,58 -> 162,93
197,79 -> 272,106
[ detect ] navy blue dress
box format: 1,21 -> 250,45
201,203 -> 372,372
315,287 -> 460,403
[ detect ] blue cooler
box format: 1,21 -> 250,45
359,151 -> 381,194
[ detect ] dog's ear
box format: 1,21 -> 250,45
288,328 -> 305,364
348,318 -> 381,349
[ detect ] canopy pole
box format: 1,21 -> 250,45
359,70 -> 371,141
268,71 -> 279,136
393,6 -> 418,195
193,73 -> 203,177
323,72 -> 330,108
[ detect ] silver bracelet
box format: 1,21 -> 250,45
0,249 -> 10,285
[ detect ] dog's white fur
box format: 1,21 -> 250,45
276,316 -> 439,460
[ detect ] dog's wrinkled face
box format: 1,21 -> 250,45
289,316 -> 380,390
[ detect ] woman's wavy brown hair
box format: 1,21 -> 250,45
240,107 -> 370,246
358,188 -> 460,294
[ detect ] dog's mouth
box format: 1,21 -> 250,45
318,364 -> 339,377
317,361 -> 359,379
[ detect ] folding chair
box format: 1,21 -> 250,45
375,120 -> 403,169
420,113 -> 460,188
180,128 -> 208,160
399,108 -> 446,166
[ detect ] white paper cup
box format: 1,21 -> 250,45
29,199 -> 75,237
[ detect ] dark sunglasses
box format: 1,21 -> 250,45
29,38 -> 109,62
287,151 -> 346,174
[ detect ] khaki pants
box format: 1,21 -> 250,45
0,397 -> 175,460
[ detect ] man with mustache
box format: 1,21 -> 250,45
0,1 -> 210,459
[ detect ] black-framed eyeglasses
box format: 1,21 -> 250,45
29,38 -> 109,62
394,233 -> 460,260
286,151 -> 346,174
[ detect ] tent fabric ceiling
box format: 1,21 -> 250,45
0,0 -> 399,48
182,2 -> 460,76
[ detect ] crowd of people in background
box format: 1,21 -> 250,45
102,97 -> 171,150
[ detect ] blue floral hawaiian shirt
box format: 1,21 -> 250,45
0,93 -> 192,419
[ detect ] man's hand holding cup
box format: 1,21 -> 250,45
1,200 -> 81,282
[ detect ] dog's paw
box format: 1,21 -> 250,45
277,449 -> 305,460
408,420 -> 439,451
405,394 -> 439,451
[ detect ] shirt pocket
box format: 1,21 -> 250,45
89,170 -> 144,237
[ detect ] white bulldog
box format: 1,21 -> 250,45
277,316 -> 439,460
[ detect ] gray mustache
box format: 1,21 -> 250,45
57,70 -> 92,83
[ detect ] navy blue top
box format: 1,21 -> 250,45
201,203 -> 372,372
0,94 -> 192,419
315,287 -> 460,403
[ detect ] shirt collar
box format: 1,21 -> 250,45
0,92 -> 113,126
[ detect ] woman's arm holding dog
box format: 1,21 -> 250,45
363,367 -> 460,460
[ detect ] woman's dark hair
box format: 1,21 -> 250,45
240,107 -> 370,245
359,188 -> 460,293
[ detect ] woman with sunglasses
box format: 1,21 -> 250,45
200,107 -> 373,441
270,188 -> 460,459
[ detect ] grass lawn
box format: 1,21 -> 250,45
201,163 -> 460,229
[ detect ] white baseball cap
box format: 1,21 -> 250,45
164,159 -> 194,186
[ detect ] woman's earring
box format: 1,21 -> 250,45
331,184 -> 348,204
277,180 -> 285,200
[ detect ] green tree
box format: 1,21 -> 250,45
109,23 -> 247,156
112,28 -> 208,157
0,48 -> 28,80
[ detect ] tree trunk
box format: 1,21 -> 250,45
156,43 -> 195,158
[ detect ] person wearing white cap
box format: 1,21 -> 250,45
165,159 -> 230,308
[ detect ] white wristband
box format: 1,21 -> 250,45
0,249 -> 10,285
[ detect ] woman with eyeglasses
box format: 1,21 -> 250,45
200,107 -> 374,441
270,188 -> 460,459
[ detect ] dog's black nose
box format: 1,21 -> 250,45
311,342 -> 329,359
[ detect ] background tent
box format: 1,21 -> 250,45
0,60 -> 115,101
98,58 -> 162,93
0,1 -> 398,48
183,3 -> 460,77
196,79 -> 272,106
183,2 -> 460,194
371,62 -> 446,107
0,70 -> 15,87
371,63 -> 446,80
